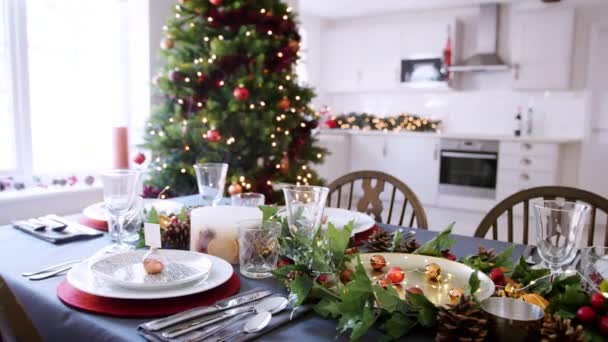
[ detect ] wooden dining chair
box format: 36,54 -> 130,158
326,170 -> 428,229
474,186 -> 608,246
0,276 -> 42,342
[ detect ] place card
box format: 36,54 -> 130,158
144,223 -> 162,248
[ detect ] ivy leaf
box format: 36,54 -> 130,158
407,292 -> 438,327
148,207 -> 159,224
415,223 -> 456,257
391,229 -> 403,252
381,313 -> 416,340
511,257 -> 551,286
327,221 -> 353,263
373,285 -> 408,314
546,283 -> 589,317
178,207 -> 187,222
338,304 -> 376,341
461,245 -> 515,274
314,298 -> 341,318
468,271 -> 481,299
259,205 -> 279,221
288,273 -> 313,307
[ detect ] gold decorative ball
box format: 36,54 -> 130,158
228,183 -> 243,196
448,287 -> 465,304
160,37 -> 174,50
425,263 -> 441,281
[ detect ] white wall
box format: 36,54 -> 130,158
300,2 -> 608,138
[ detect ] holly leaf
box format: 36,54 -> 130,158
259,205 -> 279,221
407,292 -> 438,327
391,229 -> 403,252
493,245 -> 515,270
288,273 -> 313,307
381,313 -> 416,341
373,285 -> 408,314
314,298 -> 341,318
415,223 -> 456,257
468,271 -> 481,298
148,207 -> 159,224
511,257 -> 551,286
326,221 -> 353,263
460,245 -> 515,274
178,207 -> 187,222
546,284 -> 589,317
338,304 -> 376,341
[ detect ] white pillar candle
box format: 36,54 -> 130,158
190,205 -> 262,264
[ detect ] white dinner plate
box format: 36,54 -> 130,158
277,207 -> 375,236
67,253 -> 233,299
89,249 -> 212,290
358,253 -> 495,306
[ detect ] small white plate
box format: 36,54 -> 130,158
89,249 -> 212,291
68,253 -> 233,299
322,208 -> 375,235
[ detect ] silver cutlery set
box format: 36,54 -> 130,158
140,290 -> 289,341
13,214 -> 70,232
22,259 -> 80,280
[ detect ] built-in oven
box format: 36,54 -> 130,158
439,139 -> 499,199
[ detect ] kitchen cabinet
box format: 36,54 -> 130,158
321,25 -> 367,93
511,7 -> 574,90
314,132 -> 350,183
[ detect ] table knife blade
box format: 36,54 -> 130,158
142,289 -> 272,331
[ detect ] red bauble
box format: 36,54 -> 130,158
377,277 -> 391,289
325,119 -> 338,129
370,255 -> 387,271
442,250 -> 456,261
599,316 -> 608,335
233,86 -> 250,101
577,306 -> 596,323
276,258 -> 293,269
279,154 -> 290,175
387,266 -> 405,283
592,293 -> 606,311
206,129 -> 221,142
278,98 -> 290,110
228,183 -> 243,196
340,269 -> 353,284
169,70 -> 185,83
490,268 -> 504,284
133,152 -> 146,165
209,0 -> 222,5
197,74 -> 206,84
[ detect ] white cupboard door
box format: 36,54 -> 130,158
321,25 -> 367,93
349,135 -> 387,173
385,136 -> 440,204
314,133 -> 350,184
511,7 -> 574,90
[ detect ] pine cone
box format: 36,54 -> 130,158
367,230 -> 393,252
162,220 -> 190,250
477,246 -> 496,261
540,315 -> 584,342
395,237 -> 420,253
436,296 -> 489,342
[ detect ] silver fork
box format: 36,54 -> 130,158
22,260 -> 81,277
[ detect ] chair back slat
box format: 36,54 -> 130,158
409,211 -> 416,227
347,181 -> 354,210
327,170 -> 428,229
475,186 -> 608,246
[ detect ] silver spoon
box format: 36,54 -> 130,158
216,311 -> 272,342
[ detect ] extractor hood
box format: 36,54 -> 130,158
449,3 -> 509,72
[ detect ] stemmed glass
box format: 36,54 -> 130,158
282,185 -> 329,240
100,169 -> 141,252
193,163 -> 228,206
535,200 -> 589,274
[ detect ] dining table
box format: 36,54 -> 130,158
0,196 -> 526,341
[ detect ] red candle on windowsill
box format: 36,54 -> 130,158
113,126 -> 129,169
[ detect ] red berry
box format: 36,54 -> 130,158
133,152 -> 146,165
276,258 -> 293,269
442,250 -> 456,261
206,129 -> 221,142
490,268 -> 505,284
340,269 -> 352,284
370,255 -> 387,271
599,315 -> 608,336
387,266 -> 405,284
233,86 -> 250,101
377,277 -> 391,288
317,274 -> 329,284
592,293 -> 606,311
209,0 -> 222,5
577,306 -> 596,323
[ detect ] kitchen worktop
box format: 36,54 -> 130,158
318,128 -> 581,144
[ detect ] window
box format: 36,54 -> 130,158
1,0 -> 131,184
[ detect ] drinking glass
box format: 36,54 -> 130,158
282,185 -> 329,240
534,200 -> 589,273
238,219 -> 282,279
231,192 -> 265,207
107,196 -> 142,244
100,169 -> 141,251
193,163 -> 228,206
579,247 -> 608,293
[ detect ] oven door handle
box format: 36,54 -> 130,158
440,151 -> 497,160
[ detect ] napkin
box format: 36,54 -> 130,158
138,301 -> 312,342
12,220 -> 103,244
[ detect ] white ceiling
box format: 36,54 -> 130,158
299,0 -> 529,19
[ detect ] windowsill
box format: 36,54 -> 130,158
0,184 -> 102,205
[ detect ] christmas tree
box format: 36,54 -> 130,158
143,0 -> 326,202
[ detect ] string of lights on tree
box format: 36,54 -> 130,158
324,111 -> 441,133
141,0 -> 326,202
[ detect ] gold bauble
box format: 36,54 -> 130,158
425,263 -> 441,282
448,287 -> 465,304
158,215 -> 172,229
160,37 -> 174,50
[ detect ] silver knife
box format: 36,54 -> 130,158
162,306 -> 252,338
141,289 -> 272,331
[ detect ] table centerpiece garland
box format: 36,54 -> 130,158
259,206 -> 608,341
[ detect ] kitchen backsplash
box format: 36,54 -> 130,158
322,90 -> 587,138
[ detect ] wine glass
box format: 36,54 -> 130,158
231,192 -> 265,207
100,169 -> 141,251
282,185 -> 329,240
534,200 -> 589,274
193,163 -> 228,206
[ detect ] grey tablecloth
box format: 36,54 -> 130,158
0,196 -> 525,341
